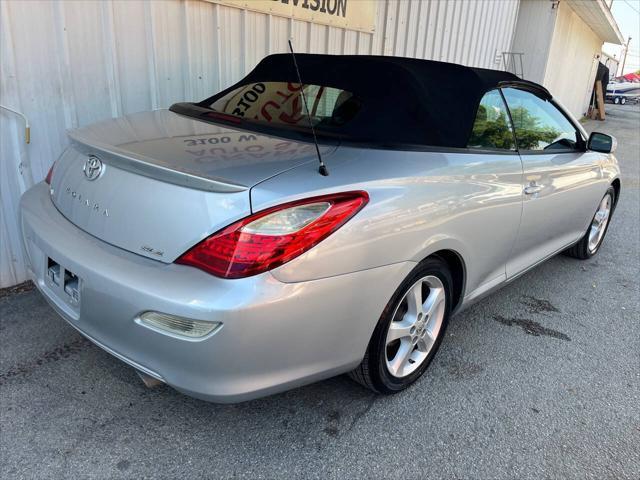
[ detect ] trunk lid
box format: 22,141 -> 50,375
50,109 -> 333,262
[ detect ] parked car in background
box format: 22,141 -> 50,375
20,54 -> 620,402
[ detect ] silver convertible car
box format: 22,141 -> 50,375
20,54 -> 620,402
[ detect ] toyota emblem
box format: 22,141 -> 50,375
83,155 -> 103,181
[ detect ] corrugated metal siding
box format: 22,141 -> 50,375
0,0 -> 520,287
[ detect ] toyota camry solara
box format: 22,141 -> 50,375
20,54 -> 620,402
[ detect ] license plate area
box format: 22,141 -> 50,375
46,257 -> 81,309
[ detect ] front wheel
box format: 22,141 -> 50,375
565,186 -> 615,259
614,97 -> 620,104
621,97 -> 627,105
349,257 -> 452,394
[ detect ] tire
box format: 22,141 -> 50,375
614,97 -> 620,104
349,257 -> 452,394
621,97 -> 627,105
564,186 -> 616,260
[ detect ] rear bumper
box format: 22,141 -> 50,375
19,182 -> 414,402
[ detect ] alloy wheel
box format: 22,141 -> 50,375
384,275 -> 446,378
588,193 -> 612,253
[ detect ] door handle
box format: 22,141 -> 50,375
524,184 -> 543,195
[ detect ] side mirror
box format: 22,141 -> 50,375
588,132 -> 617,153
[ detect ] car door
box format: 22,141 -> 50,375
502,87 -> 604,277
462,88 -> 524,293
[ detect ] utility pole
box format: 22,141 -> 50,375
619,36 -> 632,76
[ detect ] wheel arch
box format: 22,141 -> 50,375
427,249 -> 466,313
611,178 -> 621,209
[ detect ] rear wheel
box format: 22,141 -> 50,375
349,257 -> 452,394
621,97 -> 627,105
614,97 -> 620,104
565,187 -> 615,259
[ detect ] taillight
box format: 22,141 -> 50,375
45,162 -> 56,184
176,191 -> 369,279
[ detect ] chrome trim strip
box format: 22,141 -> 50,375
68,131 -> 248,194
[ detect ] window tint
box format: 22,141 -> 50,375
467,90 -> 515,150
502,88 -> 579,152
208,82 -> 358,128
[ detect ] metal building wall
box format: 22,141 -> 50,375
0,0 -> 520,287
543,0 -> 602,118
510,0 -> 605,118
510,0 -> 558,84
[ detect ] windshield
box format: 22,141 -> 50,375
206,82 -> 359,129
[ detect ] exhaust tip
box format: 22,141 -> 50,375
135,369 -> 164,388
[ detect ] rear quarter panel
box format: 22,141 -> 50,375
251,146 -> 524,298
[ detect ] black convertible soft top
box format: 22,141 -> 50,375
171,54 -> 547,149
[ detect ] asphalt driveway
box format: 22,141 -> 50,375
1,104 -> 639,480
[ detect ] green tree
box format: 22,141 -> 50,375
509,106 -> 560,150
468,105 -> 514,150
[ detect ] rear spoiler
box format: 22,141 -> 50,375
67,129 -> 248,194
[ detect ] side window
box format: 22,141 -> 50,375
467,90 -> 515,151
501,87 -> 580,152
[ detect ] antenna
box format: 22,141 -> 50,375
287,40 -> 329,176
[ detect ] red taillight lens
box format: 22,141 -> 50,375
176,191 -> 369,279
44,162 -> 56,185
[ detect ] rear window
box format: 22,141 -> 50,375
207,82 -> 359,129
